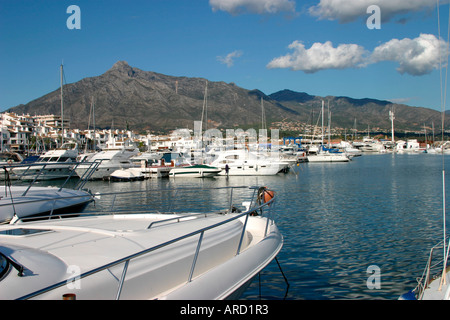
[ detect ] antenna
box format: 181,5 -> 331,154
389,107 -> 395,143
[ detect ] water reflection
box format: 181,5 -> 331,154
48,153 -> 450,299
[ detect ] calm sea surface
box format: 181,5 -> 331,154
69,153 -> 450,300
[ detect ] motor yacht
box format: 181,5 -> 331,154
209,149 -> 289,176
168,164 -> 222,178
0,152 -> 24,165
0,186 -> 283,300
75,139 -> 139,180
0,185 -> 93,223
10,143 -> 79,180
109,168 -> 146,181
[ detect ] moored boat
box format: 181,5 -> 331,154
0,186 -> 283,300
169,164 -> 222,178
10,143 -> 79,180
400,236 -> 450,300
0,185 -> 93,223
109,168 -> 146,181
210,149 -> 289,176
306,145 -> 350,163
74,139 -> 139,180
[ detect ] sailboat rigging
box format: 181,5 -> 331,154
402,0 -> 450,300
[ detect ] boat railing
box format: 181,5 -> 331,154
16,185 -> 277,300
8,184 -> 249,223
414,236 -> 450,300
1,160 -> 102,193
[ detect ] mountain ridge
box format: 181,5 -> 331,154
6,61 -> 446,133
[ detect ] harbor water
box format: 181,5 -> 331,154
73,153 -> 450,300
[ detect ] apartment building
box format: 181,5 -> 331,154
0,113 -> 34,152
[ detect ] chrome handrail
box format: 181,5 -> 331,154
15,185 -> 276,300
5,185 -> 249,223
414,236 -> 450,300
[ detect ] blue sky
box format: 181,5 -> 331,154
1,0 -> 449,113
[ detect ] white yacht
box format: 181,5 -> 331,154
109,167 -> 146,181
75,139 -> 139,180
396,139 -> 426,154
0,185 -> 93,223
0,186 -> 283,300
279,145 -> 307,163
10,143 -> 79,180
357,136 -> 385,153
168,164 -> 222,178
209,149 -> 289,176
307,145 -> 350,163
0,152 -> 24,165
338,141 -> 362,157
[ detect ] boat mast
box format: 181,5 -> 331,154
321,100 -> 324,146
328,100 -> 331,148
60,63 -> 64,146
200,80 -> 208,148
261,97 -> 266,131
437,0 -> 448,290
93,96 -> 96,150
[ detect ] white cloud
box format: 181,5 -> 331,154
309,0 -> 439,23
217,50 -> 243,67
209,0 -> 296,15
267,40 -> 368,73
371,34 -> 447,75
267,34 -> 447,76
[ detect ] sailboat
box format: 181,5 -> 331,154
400,0 -> 449,300
307,101 -> 350,163
10,64 -> 80,180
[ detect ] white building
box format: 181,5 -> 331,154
0,113 -> 34,153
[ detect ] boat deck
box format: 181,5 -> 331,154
1,212 -> 246,264
0,186 -> 282,300
0,212 -> 261,299
422,272 -> 450,300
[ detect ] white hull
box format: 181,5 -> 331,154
11,165 -> 76,181
216,164 -> 285,176
0,187 -> 282,300
420,272 -> 450,300
402,236 -> 450,300
210,150 -> 289,176
75,145 -> 139,180
0,186 -> 92,223
76,163 -> 138,180
10,143 -> 79,181
169,165 -> 221,178
109,168 -> 145,181
396,149 -> 425,154
307,153 -> 350,162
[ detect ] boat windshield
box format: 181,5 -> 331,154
0,253 -> 9,280
59,143 -> 77,150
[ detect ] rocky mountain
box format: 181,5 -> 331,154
8,61 -> 299,132
269,89 -> 444,132
6,61 -> 446,133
